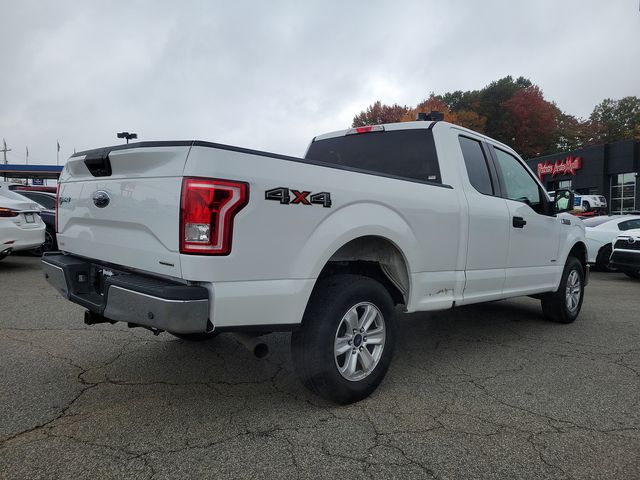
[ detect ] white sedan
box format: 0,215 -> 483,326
583,215 -> 640,270
0,188 -> 45,260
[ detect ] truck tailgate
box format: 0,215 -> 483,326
57,144 -> 191,279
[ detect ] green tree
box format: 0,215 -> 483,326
477,76 -> 532,145
589,96 -> 640,143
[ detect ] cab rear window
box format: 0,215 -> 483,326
305,129 -> 441,184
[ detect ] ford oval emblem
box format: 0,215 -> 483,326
93,190 -> 110,208
629,237 -> 636,244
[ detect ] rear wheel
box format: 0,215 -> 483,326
29,229 -> 56,256
583,201 -> 591,212
595,244 -> 614,271
541,256 -> 584,324
291,274 -> 396,404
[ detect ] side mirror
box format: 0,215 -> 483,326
554,189 -> 574,214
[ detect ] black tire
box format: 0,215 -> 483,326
623,270 -> 640,280
170,332 -> 219,341
291,274 -> 396,405
595,244 -> 614,272
541,256 -> 584,324
583,201 -> 591,212
29,229 -> 57,256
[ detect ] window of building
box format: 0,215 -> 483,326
458,136 -> 494,195
557,180 -> 572,190
610,173 -> 637,213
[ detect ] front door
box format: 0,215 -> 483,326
490,147 -> 561,295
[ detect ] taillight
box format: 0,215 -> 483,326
180,177 -> 249,255
0,208 -> 19,218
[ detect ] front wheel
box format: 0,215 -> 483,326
541,257 -> 585,324
583,201 -> 591,212
291,274 -> 396,405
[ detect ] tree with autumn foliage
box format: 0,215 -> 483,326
400,94 -> 457,123
352,101 -> 409,127
501,86 -> 558,158
352,77 -> 640,158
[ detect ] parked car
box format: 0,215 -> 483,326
17,190 -> 57,210
574,194 -> 607,213
583,215 -> 640,270
11,185 -> 58,194
0,187 -> 45,259
15,191 -> 58,254
609,228 -> 640,279
42,118 -> 588,404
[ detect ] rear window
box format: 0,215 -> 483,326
582,216 -> 621,228
305,129 -> 441,184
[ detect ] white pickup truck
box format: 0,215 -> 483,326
43,118 -> 588,404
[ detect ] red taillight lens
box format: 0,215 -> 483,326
180,177 -> 249,255
0,208 -> 19,218
346,125 -> 385,135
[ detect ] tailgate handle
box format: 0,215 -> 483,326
84,152 -> 112,177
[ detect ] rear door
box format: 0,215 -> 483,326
57,143 -> 192,279
457,135 -> 510,304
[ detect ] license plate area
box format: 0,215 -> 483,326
24,213 -> 35,223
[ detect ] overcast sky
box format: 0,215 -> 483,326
1,0 -> 639,165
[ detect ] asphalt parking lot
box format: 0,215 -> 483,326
0,256 -> 638,479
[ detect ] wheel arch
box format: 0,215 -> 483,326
315,235 -> 411,306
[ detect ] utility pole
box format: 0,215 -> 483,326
26,146 -> 29,165
1,138 -> 11,164
57,140 -> 60,166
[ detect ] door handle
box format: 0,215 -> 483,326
513,216 -> 527,228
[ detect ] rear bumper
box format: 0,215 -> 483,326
0,223 -> 45,251
41,252 -> 210,334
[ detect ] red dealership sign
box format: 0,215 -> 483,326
537,155 -> 582,181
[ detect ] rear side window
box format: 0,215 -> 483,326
619,219 -> 640,231
305,129 -> 441,184
459,136 -> 493,195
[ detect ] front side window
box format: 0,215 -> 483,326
493,148 -> 543,212
459,136 -> 493,195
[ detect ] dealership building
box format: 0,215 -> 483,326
525,140 -> 639,214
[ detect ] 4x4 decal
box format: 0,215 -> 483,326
265,187 -> 332,208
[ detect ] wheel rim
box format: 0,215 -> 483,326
565,269 -> 582,313
334,302 -> 386,382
